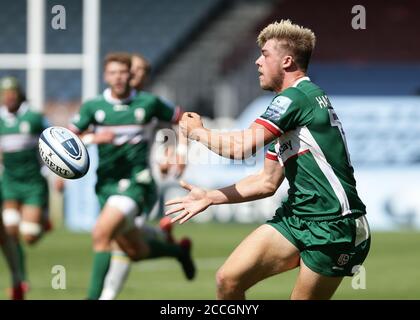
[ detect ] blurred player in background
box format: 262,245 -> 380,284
98,53 -> 190,300
0,76 -> 52,298
167,20 -> 370,299
0,168 -> 25,300
130,53 -> 186,178
69,53 -> 195,300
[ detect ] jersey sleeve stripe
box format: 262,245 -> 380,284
283,149 -> 310,165
265,151 -> 278,161
255,118 -> 283,136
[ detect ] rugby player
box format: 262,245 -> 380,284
166,20 -> 370,300
69,53 -> 195,299
0,77 -> 52,298
99,53 -> 191,300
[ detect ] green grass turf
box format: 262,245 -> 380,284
0,223 -> 418,300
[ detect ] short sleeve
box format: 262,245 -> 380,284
255,89 -> 313,136
265,141 -> 278,161
153,97 -> 182,123
70,102 -> 93,133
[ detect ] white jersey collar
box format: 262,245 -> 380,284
292,76 -> 310,87
0,102 -> 29,118
17,102 -> 29,116
103,88 -> 137,105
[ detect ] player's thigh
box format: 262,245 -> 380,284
218,224 -> 300,291
115,226 -> 149,261
95,193 -> 140,239
21,204 -> 44,223
94,205 -> 127,241
291,259 -> 343,300
2,200 -> 20,211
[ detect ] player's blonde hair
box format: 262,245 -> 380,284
257,19 -> 316,71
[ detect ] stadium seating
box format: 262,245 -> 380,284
216,0 -> 420,114
0,0 -> 226,100
151,0 -> 273,117
0,0 -> 27,53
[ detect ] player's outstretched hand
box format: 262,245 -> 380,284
180,112 -> 204,140
165,180 -> 212,224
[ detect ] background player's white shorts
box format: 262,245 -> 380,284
106,195 -> 139,234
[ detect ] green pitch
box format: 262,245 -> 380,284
0,223 -> 418,299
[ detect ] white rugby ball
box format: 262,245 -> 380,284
39,126 -> 90,179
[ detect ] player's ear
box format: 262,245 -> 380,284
282,55 -> 293,69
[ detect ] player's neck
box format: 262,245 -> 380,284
6,104 -> 20,114
278,71 -> 307,93
110,89 -> 131,101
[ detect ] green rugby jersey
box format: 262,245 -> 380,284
257,77 -> 366,220
0,103 -> 47,180
70,89 -> 181,184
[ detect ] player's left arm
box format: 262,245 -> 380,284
165,156 -> 284,224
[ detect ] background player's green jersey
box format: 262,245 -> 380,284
0,103 -> 48,206
71,89 -> 180,186
0,103 -> 47,181
257,77 -> 366,220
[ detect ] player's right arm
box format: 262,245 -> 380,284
165,153 -> 284,224
180,112 -> 275,160
180,90 -> 313,160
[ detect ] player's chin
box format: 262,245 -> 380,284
259,82 -> 272,91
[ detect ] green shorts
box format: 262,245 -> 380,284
267,209 -> 371,277
95,178 -> 157,215
1,175 -> 48,207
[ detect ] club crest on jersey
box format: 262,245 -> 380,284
118,179 -> 131,192
266,96 -> 292,121
95,110 -> 106,123
135,108 -> 145,123
19,121 -> 30,133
